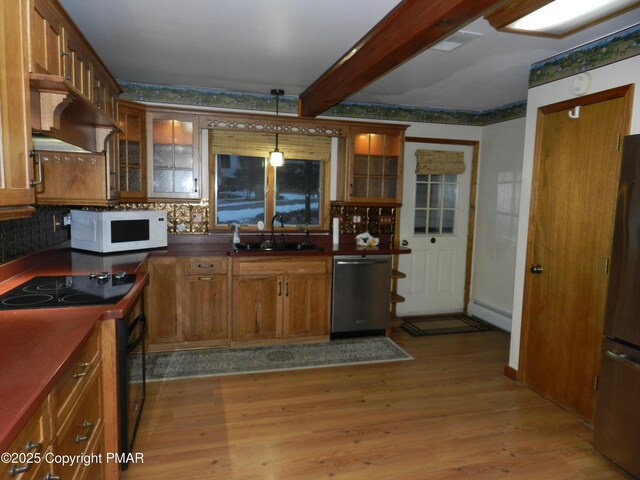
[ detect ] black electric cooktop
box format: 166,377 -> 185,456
0,272 -> 136,310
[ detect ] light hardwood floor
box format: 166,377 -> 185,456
123,330 -> 633,479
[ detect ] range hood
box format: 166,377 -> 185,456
31,134 -> 93,153
30,74 -> 119,153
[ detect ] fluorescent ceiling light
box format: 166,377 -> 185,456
486,0 -> 640,38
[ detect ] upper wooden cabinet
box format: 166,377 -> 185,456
147,111 -> 201,200
34,150 -> 118,205
30,0 -> 65,77
118,102 -> 146,200
337,126 -> 406,204
28,0 -> 121,144
0,0 -> 36,220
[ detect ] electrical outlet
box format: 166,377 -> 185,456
191,212 -> 203,223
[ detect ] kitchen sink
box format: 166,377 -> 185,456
233,241 -> 324,252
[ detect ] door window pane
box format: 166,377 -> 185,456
275,160 -> 321,226
216,155 -> 266,225
415,174 -> 459,235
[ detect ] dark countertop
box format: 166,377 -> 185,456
0,249 -> 148,453
152,233 -> 410,257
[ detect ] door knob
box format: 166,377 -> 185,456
530,264 -> 543,274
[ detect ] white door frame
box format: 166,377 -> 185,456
401,136 -> 479,315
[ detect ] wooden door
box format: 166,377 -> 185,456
146,257 -> 179,345
232,275 -> 281,341
521,88 -> 631,421
182,275 -> 228,341
283,274 -> 329,337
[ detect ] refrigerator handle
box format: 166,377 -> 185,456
606,349 -> 640,370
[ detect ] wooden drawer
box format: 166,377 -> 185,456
53,329 -> 100,429
55,369 -> 102,480
0,402 -> 50,480
233,257 -> 331,276
184,257 -> 227,275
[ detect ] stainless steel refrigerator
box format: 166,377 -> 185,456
594,134 -> 640,478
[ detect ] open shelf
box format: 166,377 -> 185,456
391,269 -> 406,279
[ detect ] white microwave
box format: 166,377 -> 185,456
70,210 -> 168,253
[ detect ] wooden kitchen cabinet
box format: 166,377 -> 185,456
282,274 -> 329,338
30,0 -> 65,77
337,126 -> 406,203
146,257 -> 180,345
1,328 -> 107,480
231,256 -> 331,343
233,275 -> 281,341
34,150 -> 118,205
28,0 -> 121,126
146,256 -> 230,350
0,400 -> 51,480
0,0 -> 36,220
181,257 -> 229,343
118,102 -> 147,200
146,111 -> 201,200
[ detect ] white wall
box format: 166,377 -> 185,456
468,117 -> 526,331
509,55 -> 640,369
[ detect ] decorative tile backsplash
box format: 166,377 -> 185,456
109,200 -> 210,234
330,203 -> 397,237
0,206 -> 70,265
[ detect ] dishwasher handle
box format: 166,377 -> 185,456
336,259 -> 389,266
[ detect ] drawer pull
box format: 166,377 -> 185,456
198,264 -> 214,268
9,441 -> 42,475
25,441 -> 42,452
75,420 -> 94,443
198,277 -> 213,281
73,362 -> 92,378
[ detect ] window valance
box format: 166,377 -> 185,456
415,149 -> 466,175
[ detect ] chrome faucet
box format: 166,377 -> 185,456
271,214 -> 284,244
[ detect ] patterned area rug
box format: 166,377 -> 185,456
401,314 -> 493,337
132,337 -> 413,382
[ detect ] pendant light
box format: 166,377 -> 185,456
269,89 -> 285,167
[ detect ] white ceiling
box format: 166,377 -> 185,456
59,0 -> 640,112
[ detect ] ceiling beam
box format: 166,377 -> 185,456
298,0 -> 508,118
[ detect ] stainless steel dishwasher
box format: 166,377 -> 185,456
331,254 -> 392,337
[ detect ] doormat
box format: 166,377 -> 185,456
131,337 -> 413,382
401,314 -> 493,337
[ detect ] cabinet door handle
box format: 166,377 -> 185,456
278,281 -> 282,297
9,441 -> 42,475
75,420 -> 94,443
194,177 -> 198,193
73,361 -> 92,378
285,282 -> 289,297
60,51 -> 71,80
29,152 -> 43,187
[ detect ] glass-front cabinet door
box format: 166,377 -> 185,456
118,103 -> 146,200
147,112 -> 200,199
340,127 -> 405,203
